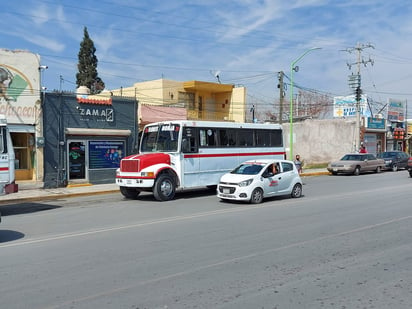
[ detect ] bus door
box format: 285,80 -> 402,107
181,127 -> 200,187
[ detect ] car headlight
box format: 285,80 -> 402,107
239,179 -> 253,187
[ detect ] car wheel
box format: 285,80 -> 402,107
409,171 -> 412,178
331,171 -> 338,175
375,166 -> 381,173
250,188 -> 263,204
392,164 -> 398,172
291,183 -> 302,198
120,186 -> 141,199
153,174 -> 176,201
353,166 -> 360,176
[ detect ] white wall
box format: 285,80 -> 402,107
283,118 -> 357,165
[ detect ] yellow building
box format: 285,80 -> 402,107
109,78 -> 246,128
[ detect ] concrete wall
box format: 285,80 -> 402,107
283,118 -> 357,165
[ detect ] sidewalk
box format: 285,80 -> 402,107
0,182 -> 120,205
0,168 -> 330,205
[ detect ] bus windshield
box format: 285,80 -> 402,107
140,124 -> 180,153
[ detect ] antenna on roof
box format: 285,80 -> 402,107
210,70 -> 221,83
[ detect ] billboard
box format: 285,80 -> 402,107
0,49 -> 41,124
387,99 -> 406,122
333,95 -> 370,118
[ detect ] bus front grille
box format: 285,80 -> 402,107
121,159 -> 140,172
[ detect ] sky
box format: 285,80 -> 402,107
2,0 -> 412,119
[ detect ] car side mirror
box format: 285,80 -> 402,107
262,171 -> 272,178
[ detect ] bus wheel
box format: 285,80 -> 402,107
120,187 -> 141,199
250,188 -> 263,204
153,174 -> 176,201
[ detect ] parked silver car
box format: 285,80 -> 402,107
327,153 -> 385,175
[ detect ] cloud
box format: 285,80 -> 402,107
24,33 -> 65,53
29,3 -> 50,25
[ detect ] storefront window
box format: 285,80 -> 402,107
12,133 -> 31,169
88,141 -> 125,169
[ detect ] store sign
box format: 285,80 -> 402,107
88,141 -> 124,169
367,117 -> 385,129
78,107 -> 114,122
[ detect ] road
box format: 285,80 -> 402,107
0,171 -> 411,308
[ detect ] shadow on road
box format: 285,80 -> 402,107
0,203 -> 62,216
0,230 -> 25,243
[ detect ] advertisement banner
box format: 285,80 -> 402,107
333,95 -> 370,118
88,141 -> 125,169
387,99 -> 406,122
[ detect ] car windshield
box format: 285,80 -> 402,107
340,154 -> 364,161
231,163 -> 264,175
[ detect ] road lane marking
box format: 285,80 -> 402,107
42,214 -> 412,309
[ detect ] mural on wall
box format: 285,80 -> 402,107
0,49 -> 41,124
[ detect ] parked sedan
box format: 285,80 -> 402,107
376,151 -> 410,171
327,153 -> 385,175
217,159 -> 303,204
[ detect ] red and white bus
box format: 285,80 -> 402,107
0,114 -> 17,195
116,120 -> 285,201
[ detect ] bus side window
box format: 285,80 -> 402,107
182,137 -> 197,153
199,128 -> 216,147
182,127 -> 198,153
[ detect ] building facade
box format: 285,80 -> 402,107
109,78 -> 247,129
0,49 -> 45,181
42,92 -> 138,188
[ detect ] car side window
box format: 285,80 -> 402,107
281,162 -> 294,172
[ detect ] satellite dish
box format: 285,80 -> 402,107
214,70 -> 221,78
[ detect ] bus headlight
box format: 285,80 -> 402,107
239,179 -> 253,187
141,171 -> 155,178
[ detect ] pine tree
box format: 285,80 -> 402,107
76,27 -> 105,94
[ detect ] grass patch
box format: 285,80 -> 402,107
304,163 -> 328,169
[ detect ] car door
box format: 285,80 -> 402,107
275,162 -> 296,194
400,152 -> 409,168
366,154 -> 379,171
261,164 -> 280,197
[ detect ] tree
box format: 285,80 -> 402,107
76,27 -> 105,94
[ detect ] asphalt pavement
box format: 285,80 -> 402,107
0,168 -> 330,205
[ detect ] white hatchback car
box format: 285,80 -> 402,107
217,159 -> 303,204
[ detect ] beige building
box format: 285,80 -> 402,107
0,49 -> 44,181
108,78 -> 247,129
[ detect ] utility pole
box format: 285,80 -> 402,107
278,71 -> 284,124
345,42 -> 374,152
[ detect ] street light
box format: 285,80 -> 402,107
289,47 -> 321,160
